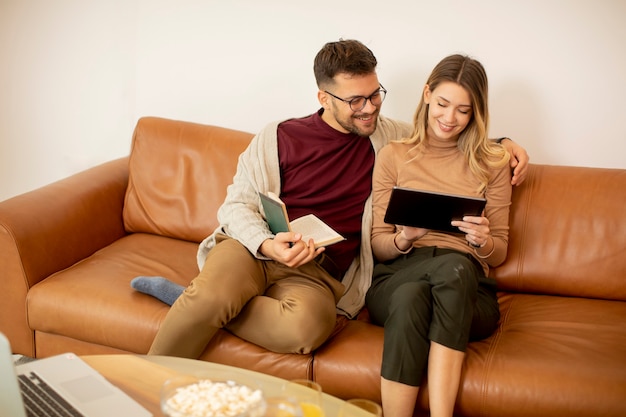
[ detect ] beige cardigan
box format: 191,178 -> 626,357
197,114 -> 412,318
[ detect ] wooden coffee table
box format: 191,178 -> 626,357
82,354 -> 371,416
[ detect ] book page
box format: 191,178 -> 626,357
259,191 -> 344,248
290,214 -> 345,248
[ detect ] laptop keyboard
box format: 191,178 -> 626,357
18,371 -> 85,417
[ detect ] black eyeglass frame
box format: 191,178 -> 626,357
324,84 -> 387,112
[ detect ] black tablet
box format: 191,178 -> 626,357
383,186 -> 487,233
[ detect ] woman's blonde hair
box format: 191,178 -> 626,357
401,54 -> 509,193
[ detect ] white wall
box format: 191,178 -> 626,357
1,0 -> 625,201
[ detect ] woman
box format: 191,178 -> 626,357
366,54 -> 512,417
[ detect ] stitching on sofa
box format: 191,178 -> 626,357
308,352 -> 315,381
478,293 -> 514,417
514,165 -> 538,291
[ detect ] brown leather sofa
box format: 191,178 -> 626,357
1,117 -> 625,416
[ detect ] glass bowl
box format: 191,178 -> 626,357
160,370 -> 265,417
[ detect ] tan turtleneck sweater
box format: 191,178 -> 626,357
371,137 -> 512,275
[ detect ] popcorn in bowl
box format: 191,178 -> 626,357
161,373 -> 265,417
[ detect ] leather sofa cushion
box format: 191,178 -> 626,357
123,117 -> 253,242
313,319 -> 384,403
27,233 -> 199,352
313,292 -> 626,415
198,330 -> 315,382
458,293 -> 626,416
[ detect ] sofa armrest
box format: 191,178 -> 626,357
0,157 -> 129,354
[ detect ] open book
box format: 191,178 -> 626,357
259,191 -> 345,248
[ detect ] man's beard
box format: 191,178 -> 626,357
334,109 -> 379,137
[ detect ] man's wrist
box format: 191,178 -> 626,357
259,238 -> 275,259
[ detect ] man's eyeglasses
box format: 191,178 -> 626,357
324,85 -> 387,112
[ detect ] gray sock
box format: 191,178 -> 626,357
130,276 -> 184,306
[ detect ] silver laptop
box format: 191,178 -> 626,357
0,332 -> 151,417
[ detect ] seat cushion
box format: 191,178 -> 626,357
27,233 -> 199,353
459,293 -> 626,417
27,231 -> 317,383
313,318 -> 384,403
314,292 -> 626,416
199,330 -> 315,382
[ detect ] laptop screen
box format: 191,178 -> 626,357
0,333 -> 28,417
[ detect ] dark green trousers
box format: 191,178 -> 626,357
365,246 -> 499,386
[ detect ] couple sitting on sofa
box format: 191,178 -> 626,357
131,39 -> 529,417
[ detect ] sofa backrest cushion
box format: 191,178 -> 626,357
492,164 -> 626,302
123,117 -> 253,243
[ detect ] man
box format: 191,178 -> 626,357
135,39 -> 529,358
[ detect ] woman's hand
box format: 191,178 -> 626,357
394,226 -> 429,251
451,215 -> 491,248
400,226 -> 429,241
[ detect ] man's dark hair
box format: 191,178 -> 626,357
313,39 -> 377,89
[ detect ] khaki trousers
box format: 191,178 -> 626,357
149,236 -> 345,358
